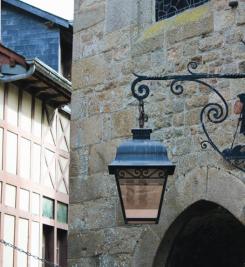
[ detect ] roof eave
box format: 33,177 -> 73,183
29,58 -> 71,95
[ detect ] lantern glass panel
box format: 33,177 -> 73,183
116,168 -> 167,223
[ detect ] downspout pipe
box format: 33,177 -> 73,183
0,63 -> 36,82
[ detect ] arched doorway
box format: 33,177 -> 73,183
154,201 -> 245,267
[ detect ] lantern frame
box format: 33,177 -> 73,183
114,167 -> 169,224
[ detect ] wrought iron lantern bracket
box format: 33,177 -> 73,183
131,62 -> 245,172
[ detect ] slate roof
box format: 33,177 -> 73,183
2,0 -> 72,28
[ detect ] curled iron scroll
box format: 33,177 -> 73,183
131,74 -> 150,101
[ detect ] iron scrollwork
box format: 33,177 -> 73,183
117,169 -> 167,179
131,62 -> 245,172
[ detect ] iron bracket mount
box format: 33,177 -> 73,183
131,61 -> 245,172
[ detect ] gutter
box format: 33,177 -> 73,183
0,63 -> 35,82
0,58 -> 71,93
0,57 -> 71,105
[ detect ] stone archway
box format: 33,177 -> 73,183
154,200 -> 245,267
132,168 -> 245,267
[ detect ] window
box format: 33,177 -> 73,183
42,197 -> 54,219
57,229 -> 67,267
42,225 -> 54,266
156,0 -> 209,21
57,202 -> 68,224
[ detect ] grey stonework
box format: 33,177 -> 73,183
70,0 -> 245,266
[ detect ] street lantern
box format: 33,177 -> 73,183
108,129 -> 175,224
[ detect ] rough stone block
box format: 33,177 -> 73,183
72,54 -> 108,89
166,6 -> 213,45
68,257 -> 99,267
198,35 -> 223,52
102,26 -> 132,52
73,23 -> 104,60
70,173 -> 117,204
132,34 -> 164,57
173,137 -> 192,156
71,90 -> 87,121
105,0 -> 137,33
133,229 -> 161,267
152,115 -> 172,130
99,254 -> 133,267
70,120 -> 83,150
185,95 -> 209,110
237,5 -> 245,25
175,167 -> 208,205
74,2 -> 105,33
70,147 -> 89,178
79,115 -> 102,145
69,198 -> 117,233
214,10 -> 235,31
102,227 -> 143,255
68,227 -> 142,258
89,139 -> 121,174
68,230 -> 106,258
185,108 -> 202,126
111,109 -> 136,138
207,168 -> 245,223
173,113 -> 184,127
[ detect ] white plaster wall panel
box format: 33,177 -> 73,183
20,91 -> 32,133
58,118 -> 68,152
57,115 -> 63,141
19,137 -> 31,179
60,156 -> 69,184
32,143 -> 41,184
30,221 -> 40,267
7,84 -> 18,127
57,155 -> 69,193
46,106 -> 56,146
31,192 -> 40,215
59,175 -> 67,193
0,181 -> 2,202
5,184 -> 16,208
59,114 -> 70,152
43,110 -> 55,146
45,148 -> 56,185
33,98 -> 42,138
19,188 -> 30,212
6,131 -> 17,174
3,214 -> 15,267
42,150 -> 54,189
59,180 -> 67,194
17,218 -> 28,267
0,82 -> 4,120
0,127 -> 3,170
57,163 -> 67,194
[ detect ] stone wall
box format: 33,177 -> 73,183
70,0 -> 245,266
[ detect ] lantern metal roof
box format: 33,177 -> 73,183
108,129 -> 176,175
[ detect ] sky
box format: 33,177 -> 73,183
21,0 -> 74,20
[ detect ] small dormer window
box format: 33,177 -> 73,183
156,0 -> 209,21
